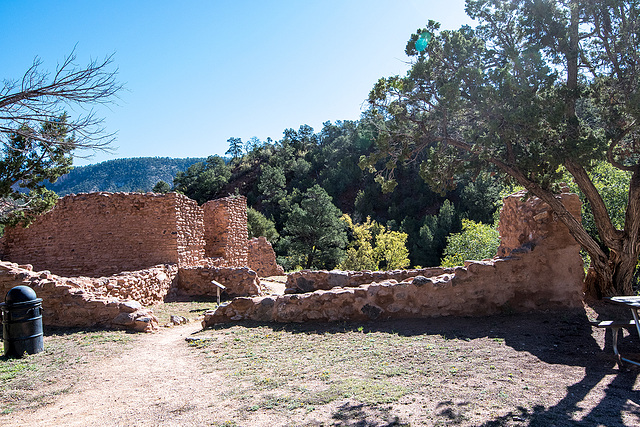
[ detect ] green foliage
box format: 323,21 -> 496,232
365,0 -> 640,295
338,215 -> 379,271
277,185 -> 347,271
247,207 -> 279,243
226,137 -> 243,160
458,173 -> 504,224
375,229 -> 410,270
565,162 -> 630,241
441,219 -> 500,267
1,115 -> 74,225
417,200 -> 462,267
173,156 -> 231,204
258,165 -> 286,204
339,214 -> 410,271
43,118 -> 505,270
152,180 -> 171,193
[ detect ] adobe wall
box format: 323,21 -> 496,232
248,237 -> 284,277
0,192 -> 205,277
202,196 -> 248,267
203,191 -> 585,325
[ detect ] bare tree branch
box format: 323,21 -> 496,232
0,48 -> 122,153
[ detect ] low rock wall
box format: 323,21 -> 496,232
177,266 -> 262,298
68,265 -> 179,306
203,254 -> 583,325
0,261 -> 160,332
203,191 -> 585,325
285,268 -> 452,293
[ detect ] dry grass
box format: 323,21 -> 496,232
187,305 -> 640,426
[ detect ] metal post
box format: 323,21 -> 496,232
211,280 -> 226,305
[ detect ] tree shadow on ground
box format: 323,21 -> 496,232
330,402 -> 409,426
206,305 -> 640,425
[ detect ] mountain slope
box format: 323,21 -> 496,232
46,157 -> 206,195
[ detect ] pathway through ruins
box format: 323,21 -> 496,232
5,322 -> 233,427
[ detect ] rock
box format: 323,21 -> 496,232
169,315 -> 188,325
120,300 -> 143,312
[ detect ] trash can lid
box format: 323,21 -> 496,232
5,285 -> 38,304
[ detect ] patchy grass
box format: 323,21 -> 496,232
1,303 -> 639,426
193,322 -> 484,412
188,308 -> 640,426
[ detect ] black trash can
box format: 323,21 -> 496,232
1,285 -> 44,358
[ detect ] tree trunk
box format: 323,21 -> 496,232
305,245 -> 317,270
584,250 -> 636,299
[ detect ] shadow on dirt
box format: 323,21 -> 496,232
206,303 -> 640,426
331,402 -> 409,426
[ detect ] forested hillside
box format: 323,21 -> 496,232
169,121 -> 505,270
41,122 -> 506,271
46,157 -> 205,195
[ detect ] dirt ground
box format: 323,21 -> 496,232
1,299 -> 640,426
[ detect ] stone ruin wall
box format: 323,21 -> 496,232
0,192 -> 205,277
0,192 -> 279,331
248,237 -> 285,277
284,267 -> 454,294
175,193 -> 207,267
202,196 -> 248,267
203,190 -> 585,326
176,265 -> 263,298
0,261 -> 168,332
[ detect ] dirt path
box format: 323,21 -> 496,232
5,322 -> 227,427
2,304 -> 639,426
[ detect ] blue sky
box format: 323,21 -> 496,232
2,1 -> 474,166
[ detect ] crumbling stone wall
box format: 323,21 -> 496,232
0,192 -> 205,277
284,268 -> 453,293
72,265 -> 179,306
202,196 -> 248,267
248,237 -> 284,277
203,191 -> 585,325
0,261 -> 160,332
0,192 -> 269,332
177,265 -> 262,298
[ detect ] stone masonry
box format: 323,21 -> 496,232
203,190 -> 585,325
202,196 -> 248,267
284,267 -> 453,294
0,261 -> 165,332
248,237 -> 285,277
0,192 -> 205,277
0,192 -> 283,331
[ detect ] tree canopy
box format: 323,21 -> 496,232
277,185 -> 347,270
0,50 -> 121,223
0,115 -> 73,225
364,0 -> 640,298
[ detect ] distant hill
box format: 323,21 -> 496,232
46,157 -> 206,195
